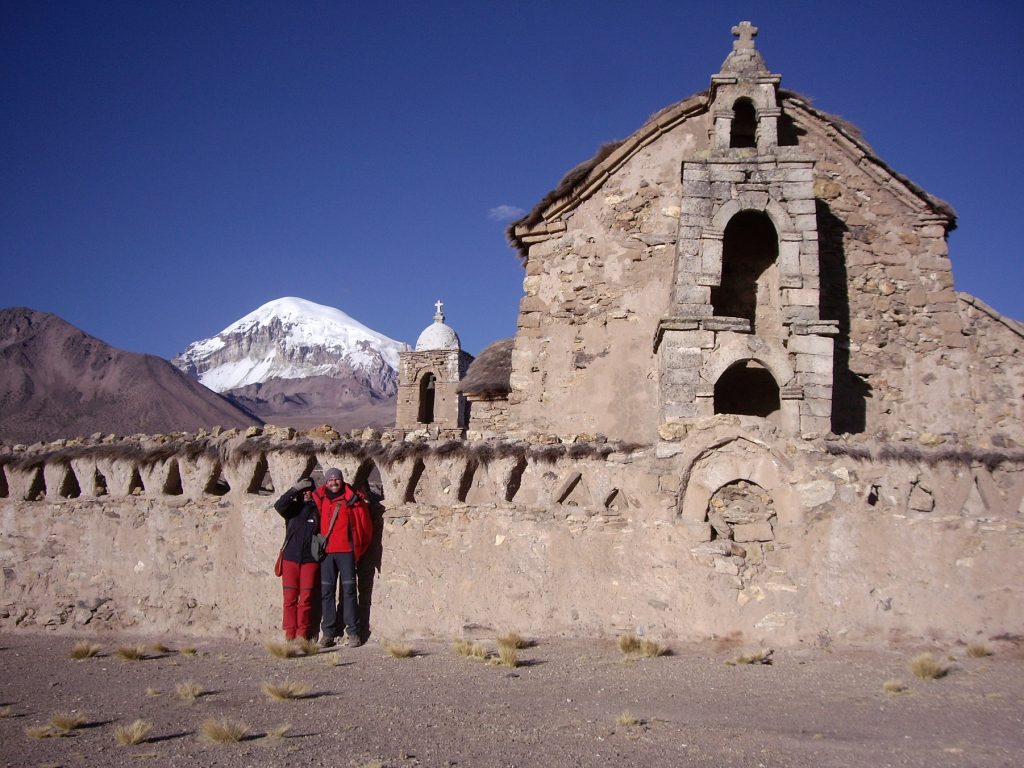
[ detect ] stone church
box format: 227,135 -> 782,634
398,21 -> 1022,451
2,22 -> 1021,644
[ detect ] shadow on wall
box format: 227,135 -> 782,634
817,199 -> 871,434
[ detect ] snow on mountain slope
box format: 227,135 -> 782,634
172,297 -> 406,396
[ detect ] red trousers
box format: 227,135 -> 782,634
281,560 -> 320,640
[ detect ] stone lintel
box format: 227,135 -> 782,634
780,385 -> 804,400
701,316 -> 752,333
790,319 -> 841,336
653,318 -> 701,352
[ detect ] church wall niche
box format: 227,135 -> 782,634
714,360 -> 780,420
730,98 -> 757,148
710,210 -> 779,332
418,372 -> 436,424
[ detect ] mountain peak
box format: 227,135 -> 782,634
173,297 -> 405,395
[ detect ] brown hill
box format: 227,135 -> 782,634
0,307 -> 261,443
223,375 -> 396,432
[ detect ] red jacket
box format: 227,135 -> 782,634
312,484 -> 373,562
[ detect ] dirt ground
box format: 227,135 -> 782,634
1,630 -> 1022,768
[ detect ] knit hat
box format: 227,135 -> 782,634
324,468 -> 343,483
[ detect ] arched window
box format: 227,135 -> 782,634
730,98 -> 757,148
711,210 -> 778,332
713,359 -> 780,418
418,372 -> 436,424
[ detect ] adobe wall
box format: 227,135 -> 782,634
509,115 -> 711,444
2,428 -> 1021,645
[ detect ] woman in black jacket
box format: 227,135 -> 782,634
273,477 -> 322,641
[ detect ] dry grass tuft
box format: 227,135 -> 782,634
294,637 -> 320,657
49,711 -> 87,732
322,652 -> 342,667
175,680 -> 204,704
616,710 -> 642,727
265,641 -> 301,659
966,643 -> 992,658
147,642 -> 170,654
382,640 -> 415,658
493,645 -> 518,668
727,649 -> 774,666
27,724 -> 61,739
0,706 -> 13,718
638,638 -> 666,657
883,679 -> 908,694
453,639 -> 488,660
180,647 -> 197,657
200,716 -> 249,744
497,631 -> 527,650
114,644 -> 147,661
145,687 -> 160,697
69,641 -> 102,660
261,680 -> 312,701
617,634 -> 642,656
910,652 -> 948,680
114,719 -> 153,746
265,723 -> 292,740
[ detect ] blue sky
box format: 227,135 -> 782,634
2,1 -> 1021,358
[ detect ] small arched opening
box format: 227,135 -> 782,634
711,210 -> 779,332
714,359 -> 780,419
418,372 -> 436,424
730,98 -> 757,148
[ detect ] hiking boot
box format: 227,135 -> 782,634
318,635 -> 336,648
342,632 -> 363,648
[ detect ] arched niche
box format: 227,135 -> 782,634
711,210 -> 780,332
418,372 -> 436,424
714,360 -> 780,420
677,435 -> 798,528
730,98 -> 757,148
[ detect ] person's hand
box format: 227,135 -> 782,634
291,478 -> 314,493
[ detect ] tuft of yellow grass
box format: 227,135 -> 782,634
497,631 -> 527,650
265,641 -> 300,659
638,638 -> 666,657
453,639 -> 488,660
294,637 -> 320,657
966,643 -> 992,658
114,719 -> 153,746
322,652 -> 342,667
200,716 -> 249,744
114,644 -> 147,661
727,649 -> 773,666
49,711 -> 87,732
617,634 -> 642,655
261,680 -> 311,701
0,705 -> 14,718
492,645 -> 518,668
147,642 -> 170,654
883,679 -> 908,694
616,710 -> 641,727
69,641 -> 102,660
175,680 -> 204,704
910,652 -> 948,680
382,640 -> 414,658
27,724 -> 60,739
180,647 -> 197,657
265,723 -> 292,739
145,687 -> 160,697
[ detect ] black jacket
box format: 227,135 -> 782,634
273,487 -> 321,564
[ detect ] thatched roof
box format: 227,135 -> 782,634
507,88 -> 957,259
457,338 -> 513,398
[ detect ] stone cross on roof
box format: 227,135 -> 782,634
434,299 -> 445,322
732,20 -> 758,50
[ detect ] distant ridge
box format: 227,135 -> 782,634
0,307 -> 261,443
172,297 -> 405,431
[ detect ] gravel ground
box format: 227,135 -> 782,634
1,630 -> 1022,768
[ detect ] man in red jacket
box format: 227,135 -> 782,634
314,468 -> 373,647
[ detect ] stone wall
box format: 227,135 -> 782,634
2,428 -> 1021,645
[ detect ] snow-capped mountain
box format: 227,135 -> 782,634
172,297 -> 406,430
